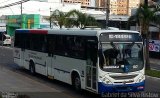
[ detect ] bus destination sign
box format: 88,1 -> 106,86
109,34 -> 132,39
100,33 -> 142,42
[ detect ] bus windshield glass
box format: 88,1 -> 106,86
99,43 -> 144,73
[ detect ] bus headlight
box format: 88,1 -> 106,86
137,75 -> 145,83
99,76 -> 112,84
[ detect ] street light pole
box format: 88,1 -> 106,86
105,0 -> 110,29
21,0 -> 22,28
50,7 -> 52,28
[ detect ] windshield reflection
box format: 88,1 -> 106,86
99,43 -> 144,73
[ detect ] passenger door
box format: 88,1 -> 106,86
86,39 -> 98,91
46,35 -> 55,77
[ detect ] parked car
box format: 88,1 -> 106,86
0,31 -> 11,46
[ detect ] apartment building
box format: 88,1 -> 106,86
95,0 -> 105,8
62,0 -> 142,16
96,0 -> 141,16
117,0 -> 128,15
63,0 -> 91,7
128,0 -> 141,16
110,0 -> 118,15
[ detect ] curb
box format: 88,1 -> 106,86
146,75 -> 160,80
151,68 -> 160,71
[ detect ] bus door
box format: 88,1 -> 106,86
46,37 -> 55,77
86,40 -> 97,91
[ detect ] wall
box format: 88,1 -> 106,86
7,14 -> 40,36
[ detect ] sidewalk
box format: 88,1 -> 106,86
149,58 -> 160,70
150,58 -> 160,66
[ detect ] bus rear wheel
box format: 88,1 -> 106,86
73,75 -> 81,91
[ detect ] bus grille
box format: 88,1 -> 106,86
110,74 -> 137,80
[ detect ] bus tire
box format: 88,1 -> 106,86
29,61 -> 35,75
73,74 -> 81,91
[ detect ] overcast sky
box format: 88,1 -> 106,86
0,0 -> 108,16
0,0 -> 81,16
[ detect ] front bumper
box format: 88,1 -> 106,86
98,81 -> 145,94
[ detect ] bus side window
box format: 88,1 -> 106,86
41,35 -> 47,52
86,40 -> 97,66
55,35 -> 65,56
47,35 -> 55,56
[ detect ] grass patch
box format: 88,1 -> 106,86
146,69 -> 160,78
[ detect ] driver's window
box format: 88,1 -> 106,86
100,44 -> 119,67
131,44 -> 140,58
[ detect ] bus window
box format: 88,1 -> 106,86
47,35 -> 55,56
14,33 -> 25,48
66,36 -> 86,59
55,35 -> 66,56
86,40 -> 97,66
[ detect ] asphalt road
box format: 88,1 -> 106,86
0,46 -> 98,98
0,46 -> 160,98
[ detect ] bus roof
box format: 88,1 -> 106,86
16,29 -> 140,36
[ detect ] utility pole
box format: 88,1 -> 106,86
105,0 -> 110,29
50,7 -> 52,28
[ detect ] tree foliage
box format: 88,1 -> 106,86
67,10 -> 99,29
128,4 -> 160,69
49,9 -> 99,29
50,9 -> 66,29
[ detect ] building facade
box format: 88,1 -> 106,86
7,14 -> 40,36
128,0 -> 141,16
96,0 -> 105,8
0,15 -> 7,31
63,0 -> 91,7
96,0 -> 142,16
110,0 -> 118,15
117,0 -> 128,15
62,0 -> 143,16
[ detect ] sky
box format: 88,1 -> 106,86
0,0 -> 104,16
0,0 -> 81,16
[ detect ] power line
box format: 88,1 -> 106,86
0,0 -> 29,9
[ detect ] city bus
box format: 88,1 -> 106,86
13,29 -> 145,94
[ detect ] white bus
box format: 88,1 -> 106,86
14,29 -> 145,94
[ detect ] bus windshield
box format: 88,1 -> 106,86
99,43 -> 144,73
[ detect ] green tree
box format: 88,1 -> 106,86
128,4 -> 160,70
152,12 -> 160,32
67,10 -> 99,29
50,9 -> 66,29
